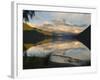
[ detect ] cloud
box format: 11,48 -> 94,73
51,12 -> 91,26
30,11 -> 91,27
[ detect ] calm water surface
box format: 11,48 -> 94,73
23,37 -> 90,69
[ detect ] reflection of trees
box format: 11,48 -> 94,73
23,10 -> 35,21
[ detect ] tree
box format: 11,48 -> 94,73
23,10 -> 35,22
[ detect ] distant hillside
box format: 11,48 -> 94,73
23,22 -> 34,30
23,22 -> 52,44
23,22 -> 52,36
23,22 -> 86,35
77,25 -> 91,49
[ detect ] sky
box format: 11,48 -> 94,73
28,11 -> 91,27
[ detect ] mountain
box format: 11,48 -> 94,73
23,22 -> 52,36
23,22 -> 91,48
24,22 -> 87,35
77,25 -> 91,49
23,22 -> 51,44
23,22 -> 34,30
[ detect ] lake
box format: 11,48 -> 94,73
23,37 -> 90,69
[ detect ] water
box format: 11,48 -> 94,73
23,38 -> 90,69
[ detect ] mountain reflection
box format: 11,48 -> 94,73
23,38 -> 90,69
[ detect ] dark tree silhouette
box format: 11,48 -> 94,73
23,10 -> 35,21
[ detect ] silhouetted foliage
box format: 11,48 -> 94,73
23,10 -> 35,21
